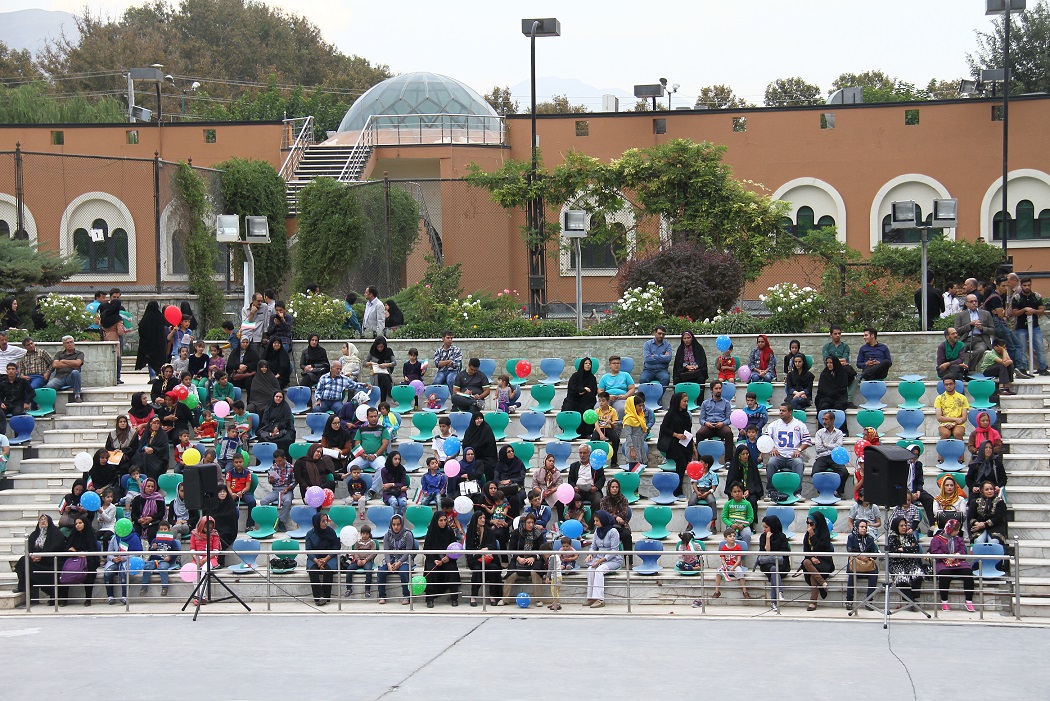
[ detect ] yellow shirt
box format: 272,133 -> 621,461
934,391 -> 969,420
596,406 -> 618,429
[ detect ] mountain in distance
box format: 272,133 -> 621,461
0,9 -> 79,55
508,76 -> 635,112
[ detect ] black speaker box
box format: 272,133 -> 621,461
863,445 -> 912,508
182,463 -> 221,512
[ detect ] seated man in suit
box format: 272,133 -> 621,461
954,294 -> 995,371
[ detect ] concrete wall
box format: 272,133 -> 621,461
34,341 -> 119,387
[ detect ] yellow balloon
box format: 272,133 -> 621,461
182,448 -> 202,466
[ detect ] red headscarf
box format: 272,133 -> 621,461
756,335 -> 773,370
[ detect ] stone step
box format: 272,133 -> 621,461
1010,504 -> 1050,522
41,429 -> 111,446
62,401 -> 135,417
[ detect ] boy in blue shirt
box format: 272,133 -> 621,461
740,391 -> 768,440
418,457 -> 447,506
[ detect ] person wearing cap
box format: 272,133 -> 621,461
983,276 -> 1030,378
46,335 -> 84,402
904,442 -> 935,530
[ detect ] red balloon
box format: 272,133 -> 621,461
164,304 -> 183,327
322,488 -> 335,509
515,360 -> 532,379
853,439 -> 870,458
173,385 -> 189,401
686,461 -> 704,480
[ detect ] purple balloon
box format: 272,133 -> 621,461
410,379 -> 425,396
737,365 -> 752,383
305,485 -> 325,509
446,542 -> 464,560
730,409 -> 749,430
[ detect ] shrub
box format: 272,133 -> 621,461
759,283 -> 824,333
868,238 -> 1006,287
218,158 -> 289,294
36,293 -> 96,335
293,178 -> 364,293
286,292 -> 347,338
173,163 -> 225,334
616,242 -> 744,322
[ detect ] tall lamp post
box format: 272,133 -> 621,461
521,18 -> 560,319
891,199 -> 958,332
986,0 -> 1025,260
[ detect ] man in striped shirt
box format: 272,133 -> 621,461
314,362 -> 352,412
432,332 -> 462,391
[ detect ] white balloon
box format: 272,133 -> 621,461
453,496 -> 474,515
340,525 -> 360,547
355,404 -> 369,421
756,435 -> 775,454
73,451 -> 93,471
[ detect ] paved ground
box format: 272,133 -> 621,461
0,612 -> 1045,699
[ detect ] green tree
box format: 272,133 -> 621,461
868,238 -> 1007,287
831,70 -> 931,102
0,236 -> 81,296
530,94 -> 589,114
0,83 -> 126,124
352,184 -> 421,292
926,78 -> 964,100
0,41 -> 43,85
694,84 -> 752,109
173,162 -> 225,333
969,0 -> 1050,93
216,157 -> 289,293
631,98 -> 665,111
483,86 -> 519,115
293,178 -> 364,292
763,77 -> 823,106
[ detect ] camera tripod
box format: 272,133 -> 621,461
181,516 -> 250,620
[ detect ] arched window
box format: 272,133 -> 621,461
1039,209 -> 1050,239
73,217 -> 129,273
992,211 -> 1012,241
796,206 -> 815,236
568,220 -> 619,270
1016,200 -> 1035,240
816,215 -> 836,229
0,220 -> 8,239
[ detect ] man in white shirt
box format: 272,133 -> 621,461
362,285 -> 385,338
811,410 -> 848,498
764,403 -> 812,498
0,330 -> 27,370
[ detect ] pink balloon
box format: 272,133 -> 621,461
737,365 -> 752,383
444,459 -> 461,478
730,409 -> 749,430
305,485 -> 325,508
179,562 -> 198,583
213,400 -> 231,418
556,483 -> 575,505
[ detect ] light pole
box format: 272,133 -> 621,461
986,0 -> 1025,259
521,18 -> 560,319
891,199 -> 958,332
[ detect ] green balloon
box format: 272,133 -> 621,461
181,392 -> 200,410
410,575 -> 427,596
115,518 -> 133,538
583,409 -> 599,424
240,449 -> 250,466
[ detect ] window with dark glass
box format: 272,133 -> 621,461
72,217 -> 129,273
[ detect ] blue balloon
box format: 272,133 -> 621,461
444,437 -> 461,456
560,519 -> 584,539
831,447 -> 850,465
80,490 -> 101,512
128,557 -> 145,576
590,449 -> 608,469
516,592 -> 531,609
716,335 -> 732,352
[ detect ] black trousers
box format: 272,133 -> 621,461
308,566 -> 335,600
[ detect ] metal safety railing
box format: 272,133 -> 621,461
16,540 -> 1021,619
279,116 -> 315,181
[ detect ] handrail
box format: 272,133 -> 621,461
279,116 -> 315,182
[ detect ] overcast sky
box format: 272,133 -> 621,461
9,0 -> 1001,106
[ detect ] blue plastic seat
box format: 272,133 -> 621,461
303,413 -> 328,442
619,357 -> 635,375
721,381 -> 736,403
286,506 -> 317,539
478,359 -> 497,378
250,442 -> 277,474
642,505 -> 672,539
895,408 -> 925,440
226,538 -> 262,574
285,386 -> 312,414
232,386 -> 243,402
633,539 -> 664,575
421,385 -> 450,413
517,411 -> 545,441
859,380 -> 887,410
538,358 -> 565,385
650,472 -> 680,505
398,442 -> 425,472
968,408 -> 998,427
8,414 -> 34,445
971,541 -> 1006,578
816,409 -> 846,430
365,386 -> 381,407
546,442 -> 573,472
683,505 -> 714,540
248,412 -> 260,435
696,440 -> 725,471
765,505 -> 796,539
448,410 -> 471,436
637,383 -> 663,412
936,378 -> 965,396
811,472 -> 841,505
367,505 -> 395,539
936,439 -> 966,468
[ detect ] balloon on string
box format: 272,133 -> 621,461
737,365 -> 752,383
446,542 -> 463,560
173,385 -> 189,401
213,400 -> 231,418
410,575 -> 427,595
443,437 -> 461,456
515,360 -> 532,379
730,409 -> 749,430
590,449 -> 608,469
322,488 -> 335,509
164,305 -> 183,326
305,486 -> 325,508
127,557 -> 145,576
556,483 -> 575,504
355,404 -> 370,422
854,439 -> 871,458
560,519 -> 584,539
181,392 -> 200,409
516,592 -> 530,608
831,447 -> 851,465
756,435 -> 775,453
79,490 -> 101,512
410,380 -> 425,396
114,518 -> 133,537
340,525 -> 360,547
444,459 -> 461,478
179,561 -> 198,583
583,409 -> 599,424
715,335 -> 732,352
453,496 -> 474,514
182,448 -> 201,466
73,451 -> 93,471
686,461 -> 704,480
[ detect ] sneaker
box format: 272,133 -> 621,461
107,597 -> 115,605
364,592 -> 371,598
1039,369 -> 1050,376
161,587 -> 168,597
73,394 -> 83,403
345,588 -> 353,597
120,597 -> 127,605
691,598 -> 703,608
941,602 -> 951,611
117,379 -> 125,385
343,496 -> 355,505
1016,369 -> 1034,379
965,601 -> 976,612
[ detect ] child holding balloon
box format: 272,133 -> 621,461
687,455 -> 719,521
419,457 -> 448,506
715,340 -> 737,383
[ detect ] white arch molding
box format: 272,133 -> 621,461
979,169 -> 1050,246
771,177 -> 847,242
58,191 -> 138,281
0,193 -> 38,242
868,174 -> 953,250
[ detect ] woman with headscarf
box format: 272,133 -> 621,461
263,337 -> 292,389
845,519 -> 879,613
190,515 -> 222,572
929,518 -> 976,611
494,445 -> 526,513
599,477 -> 634,556
294,443 -> 337,498
531,453 -> 564,519
58,515 -> 100,606
800,509 -> 834,611
462,409 -> 498,484
240,360 -> 273,413
133,416 -> 169,481
150,365 -> 178,404
757,514 -> 791,611
0,296 -> 21,331
748,334 -> 776,382
465,511 -> 501,606
305,512 -> 339,605
504,512 -> 546,605
724,443 -> 763,519
782,339 -> 802,376
380,450 -> 408,516
815,355 -> 850,426
934,474 -> 967,526
422,510 -> 461,607
135,301 -> 168,379
14,514 -> 63,605
584,511 -> 623,609
563,357 -> 598,435
299,334 -> 330,387
384,299 -> 405,331
210,485 -> 240,566
377,514 -> 416,605
966,411 -> 1002,459
258,389 -> 295,453
366,336 -> 396,403
451,447 -> 481,498
58,478 -> 92,529
339,342 -> 362,380
887,516 -> 926,606
966,440 -> 1007,497
479,480 -> 511,547
784,353 -> 814,410
968,480 -> 1008,546
127,393 -> 156,438
130,477 -> 165,542
86,448 -> 119,496
320,414 -> 352,471
658,391 -> 696,497
672,330 -> 709,393
103,416 -> 137,476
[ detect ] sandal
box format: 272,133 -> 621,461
807,603 -> 817,611
712,591 -> 721,598
742,591 -> 751,599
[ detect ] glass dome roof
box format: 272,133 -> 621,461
337,72 -> 499,132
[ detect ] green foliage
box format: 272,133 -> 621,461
483,86 -> 519,116
294,178 -> 364,292
763,77 -> 823,106
193,80 -> 354,139
203,328 -> 229,341
35,293 -> 96,336
216,158 -> 289,292
868,239 -> 1007,288
617,243 -> 745,321
0,42 -> 43,85
0,83 -> 126,124
694,85 -> 753,109
352,183 -> 421,291
530,95 -> 589,114
4,327 -> 95,343
969,1 -> 1050,94
285,292 -> 346,338
173,163 -> 225,334
0,235 -> 81,295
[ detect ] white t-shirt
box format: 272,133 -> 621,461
764,418 -> 812,453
